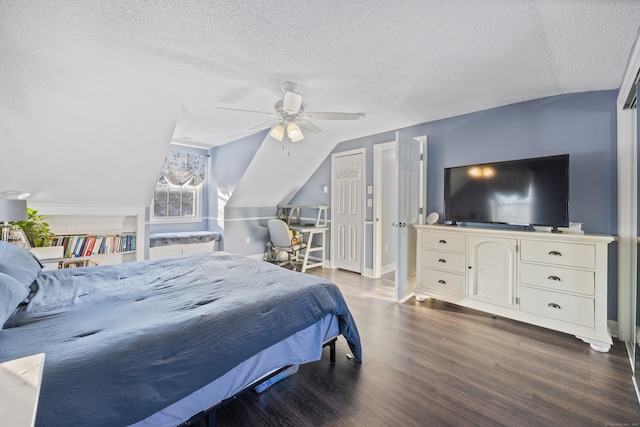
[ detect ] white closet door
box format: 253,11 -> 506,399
332,150 -> 364,273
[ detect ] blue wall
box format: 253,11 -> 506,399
209,130 -> 267,252
292,90 -> 619,318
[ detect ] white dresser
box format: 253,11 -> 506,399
415,225 -> 614,352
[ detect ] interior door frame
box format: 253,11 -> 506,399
373,140 -> 397,278
330,148 -> 366,273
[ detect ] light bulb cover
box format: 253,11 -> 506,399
286,121 -> 303,139
270,124 -> 285,141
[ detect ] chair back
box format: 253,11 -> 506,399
267,219 -> 293,250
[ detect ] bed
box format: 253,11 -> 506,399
0,241 -> 362,426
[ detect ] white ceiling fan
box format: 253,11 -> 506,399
218,82 -> 364,143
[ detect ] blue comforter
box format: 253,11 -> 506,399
0,252 -> 362,426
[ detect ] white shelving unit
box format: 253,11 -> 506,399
29,205 -> 146,267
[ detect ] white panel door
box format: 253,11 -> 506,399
395,133 -> 423,301
332,151 -> 363,273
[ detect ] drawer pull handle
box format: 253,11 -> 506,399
438,239 -> 447,244
438,258 -> 447,263
438,279 -> 447,285
548,303 -> 561,309
548,275 -> 561,281
548,250 -> 562,256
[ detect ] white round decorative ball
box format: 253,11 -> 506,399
426,212 -> 439,225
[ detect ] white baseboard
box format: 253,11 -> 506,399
398,293 -> 414,304
609,319 -> 619,339
381,263 -> 395,275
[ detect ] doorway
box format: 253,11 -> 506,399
372,134 -> 425,301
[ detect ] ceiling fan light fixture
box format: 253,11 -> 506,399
270,124 -> 285,141
287,121 -> 303,140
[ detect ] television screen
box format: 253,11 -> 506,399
444,154 -> 569,228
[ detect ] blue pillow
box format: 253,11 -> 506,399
0,241 -> 43,289
0,272 -> 29,328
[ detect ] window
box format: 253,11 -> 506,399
151,149 -> 206,222
153,182 -> 200,219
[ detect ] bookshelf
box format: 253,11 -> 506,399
28,205 -> 146,268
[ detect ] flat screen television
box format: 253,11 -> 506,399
444,154 -> 569,228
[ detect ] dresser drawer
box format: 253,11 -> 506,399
420,268 -> 466,297
520,240 -> 595,269
422,231 -> 466,252
520,263 -> 595,296
421,250 -> 466,273
519,286 -> 594,328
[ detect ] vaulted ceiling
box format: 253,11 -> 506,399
1,1 -> 639,206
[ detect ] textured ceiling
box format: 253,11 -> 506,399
1,1 -> 640,207
3,0 -> 640,150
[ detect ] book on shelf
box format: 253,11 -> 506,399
83,236 -> 96,257
72,235 -> 86,258
92,237 -> 103,255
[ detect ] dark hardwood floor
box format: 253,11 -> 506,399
214,268 -> 640,426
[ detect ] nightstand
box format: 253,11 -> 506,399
29,246 -> 64,271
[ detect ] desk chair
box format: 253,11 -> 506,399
267,219 -> 307,271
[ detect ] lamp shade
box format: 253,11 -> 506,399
0,199 -> 27,222
286,121 -> 303,140
269,124 -> 285,141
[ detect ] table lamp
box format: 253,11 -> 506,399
0,199 -> 27,242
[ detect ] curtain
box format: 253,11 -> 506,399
159,150 -> 206,186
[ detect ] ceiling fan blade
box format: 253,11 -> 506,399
297,119 -> 322,134
302,112 -> 364,120
217,107 -> 277,116
282,91 -> 303,114
248,119 -> 282,131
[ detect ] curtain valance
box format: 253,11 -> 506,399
159,150 -> 206,186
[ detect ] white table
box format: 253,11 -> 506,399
0,353 -> 45,427
288,225 -> 328,272
276,205 -> 328,227
29,246 -> 65,270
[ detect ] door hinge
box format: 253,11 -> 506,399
418,207 -> 423,215
420,153 -> 424,161
515,297 -> 520,305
